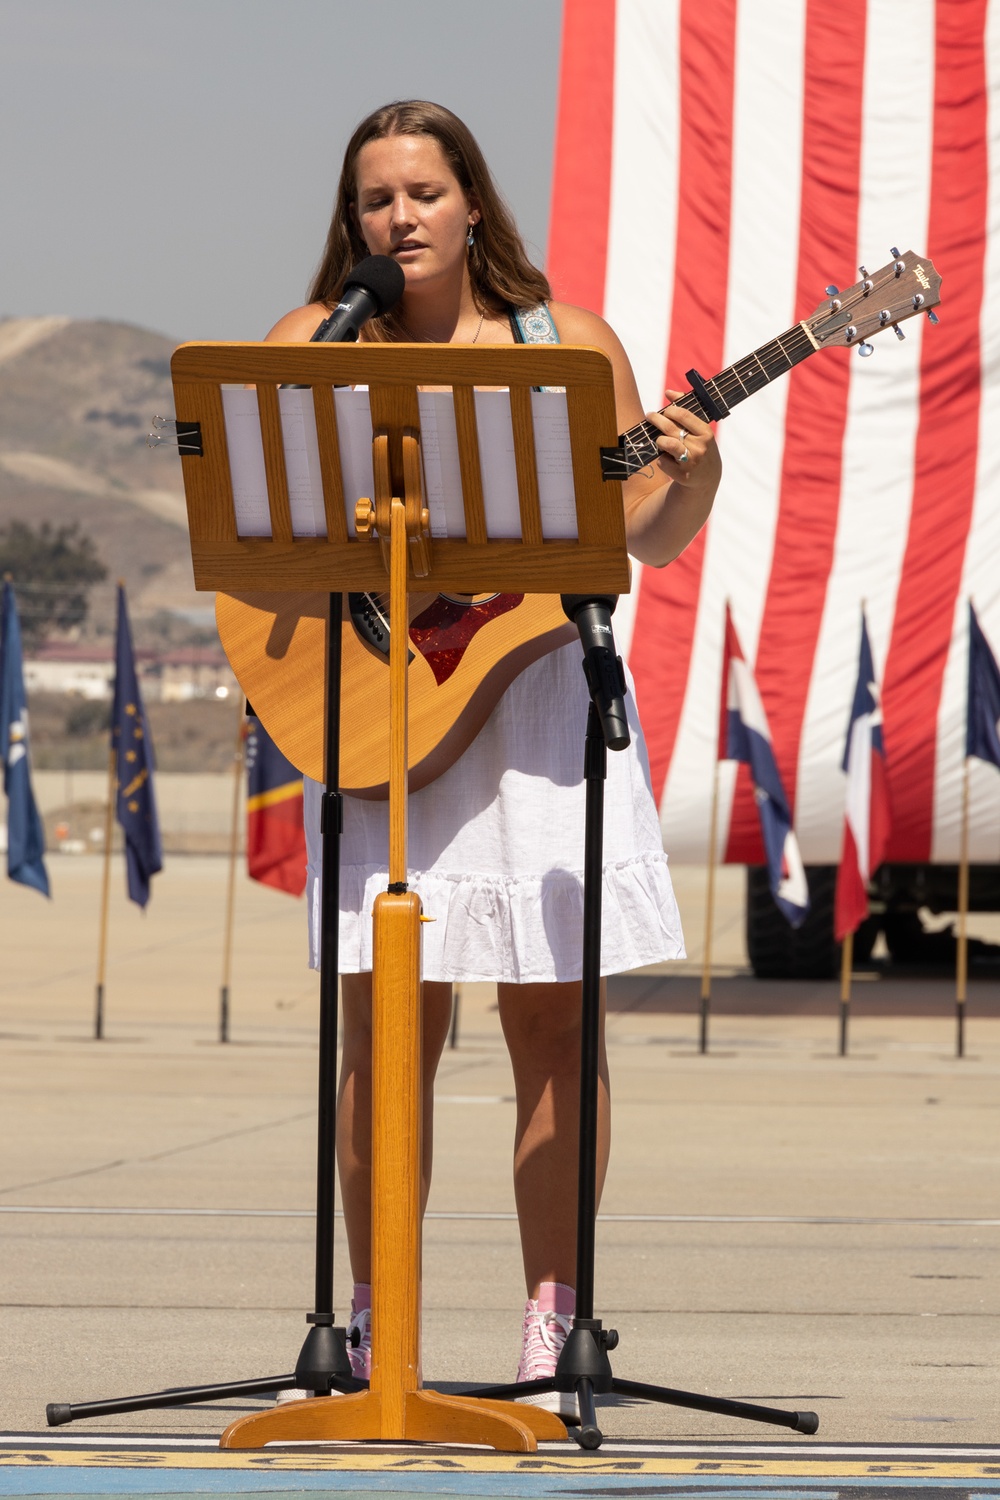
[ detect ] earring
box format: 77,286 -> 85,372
467,223 -> 475,247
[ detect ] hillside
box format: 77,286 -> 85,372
0,316 -> 205,642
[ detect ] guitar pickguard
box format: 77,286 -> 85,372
409,594 -> 523,685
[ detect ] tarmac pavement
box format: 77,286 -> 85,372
0,855 -> 997,1446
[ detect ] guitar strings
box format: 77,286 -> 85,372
614,261 -> 927,476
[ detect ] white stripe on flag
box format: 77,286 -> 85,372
604,0 -> 682,659
796,0 -> 935,861
844,715 -> 874,878
930,3 -> 1000,863
603,0 -> 680,407
659,0 -> 806,854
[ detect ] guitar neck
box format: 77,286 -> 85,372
618,320 -> 817,474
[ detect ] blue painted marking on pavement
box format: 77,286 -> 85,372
2,1471 -> 1000,1498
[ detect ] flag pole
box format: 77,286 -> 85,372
700,759 -> 721,1054
838,928 -> 853,1057
94,743 -> 116,1041
219,696 -> 246,1045
956,755 -> 971,1059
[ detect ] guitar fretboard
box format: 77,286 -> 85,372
616,322 -> 817,475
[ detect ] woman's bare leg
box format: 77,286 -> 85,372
337,973 -> 453,1283
497,980 -> 610,1297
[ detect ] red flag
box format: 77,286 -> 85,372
245,715 -> 306,897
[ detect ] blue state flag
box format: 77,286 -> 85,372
967,602 -> 1000,771
0,582 -> 49,895
112,585 -> 162,906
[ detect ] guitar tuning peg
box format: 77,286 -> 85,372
890,246 -> 900,257
927,309 -> 940,325
858,341 -> 875,357
858,265 -> 868,278
825,285 -> 839,297
893,325 -> 905,340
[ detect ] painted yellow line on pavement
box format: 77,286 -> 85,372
1,1449 -> 999,1478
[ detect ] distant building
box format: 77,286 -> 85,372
24,643 -> 115,700
25,642 -> 237,702
145,647 -> 238,703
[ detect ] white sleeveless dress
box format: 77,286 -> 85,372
304,640 -> 685,984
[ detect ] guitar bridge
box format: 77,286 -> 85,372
348,592 -> 414,664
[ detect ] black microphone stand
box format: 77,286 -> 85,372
47,598 -> 359,1426
462,603 -> 819,1449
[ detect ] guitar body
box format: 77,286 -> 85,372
216,590 -> 577,798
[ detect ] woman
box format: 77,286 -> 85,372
267,101 -> 721,1417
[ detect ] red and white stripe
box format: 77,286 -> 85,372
549,0 -> 1000,866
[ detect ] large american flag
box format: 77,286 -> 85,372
547,0 -> 1000,867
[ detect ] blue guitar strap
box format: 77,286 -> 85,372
509,302 -> 564,392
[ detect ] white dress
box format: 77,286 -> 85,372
305,641 -> 685,984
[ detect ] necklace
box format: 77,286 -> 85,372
400,309 -> 485,344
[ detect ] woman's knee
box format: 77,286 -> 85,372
497,981 -> 595,1069
341,973 -> 452,1070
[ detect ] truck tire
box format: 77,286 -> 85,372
746,864 -> 839,979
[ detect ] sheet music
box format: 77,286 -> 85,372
222,387 -> 578,541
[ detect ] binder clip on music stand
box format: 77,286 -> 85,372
46,337 -> 816,1449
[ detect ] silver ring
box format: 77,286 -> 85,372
677,446 -> 690,464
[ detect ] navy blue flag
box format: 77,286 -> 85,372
112,585 -> 162,906
967,602 -> 1000,771
0,582 -> 49,895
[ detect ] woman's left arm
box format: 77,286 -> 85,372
550,303 -> 721,568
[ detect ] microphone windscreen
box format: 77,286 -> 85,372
561,593 -> 618,622
343,255 -> 406,315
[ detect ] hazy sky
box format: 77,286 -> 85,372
0,0 -> 563,342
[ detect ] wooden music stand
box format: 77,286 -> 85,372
169,341 -> 629,1450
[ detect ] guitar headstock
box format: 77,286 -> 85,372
804,249 -> 941,352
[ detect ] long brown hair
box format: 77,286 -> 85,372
307,100 -> 551,340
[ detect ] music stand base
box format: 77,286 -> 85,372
218,1387 -> 565,1450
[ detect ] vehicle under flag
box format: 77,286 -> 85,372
719,604 -> 809,927
967,602 -> 1000,772
112,585 -> 162,906
0,581 -> 49,895
245,712 -> 306,896
835,611 -> 891,941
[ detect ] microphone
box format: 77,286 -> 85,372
311,255 -> 406,344
561,593 -> 631,751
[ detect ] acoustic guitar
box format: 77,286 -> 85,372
217,250 -> 941,798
